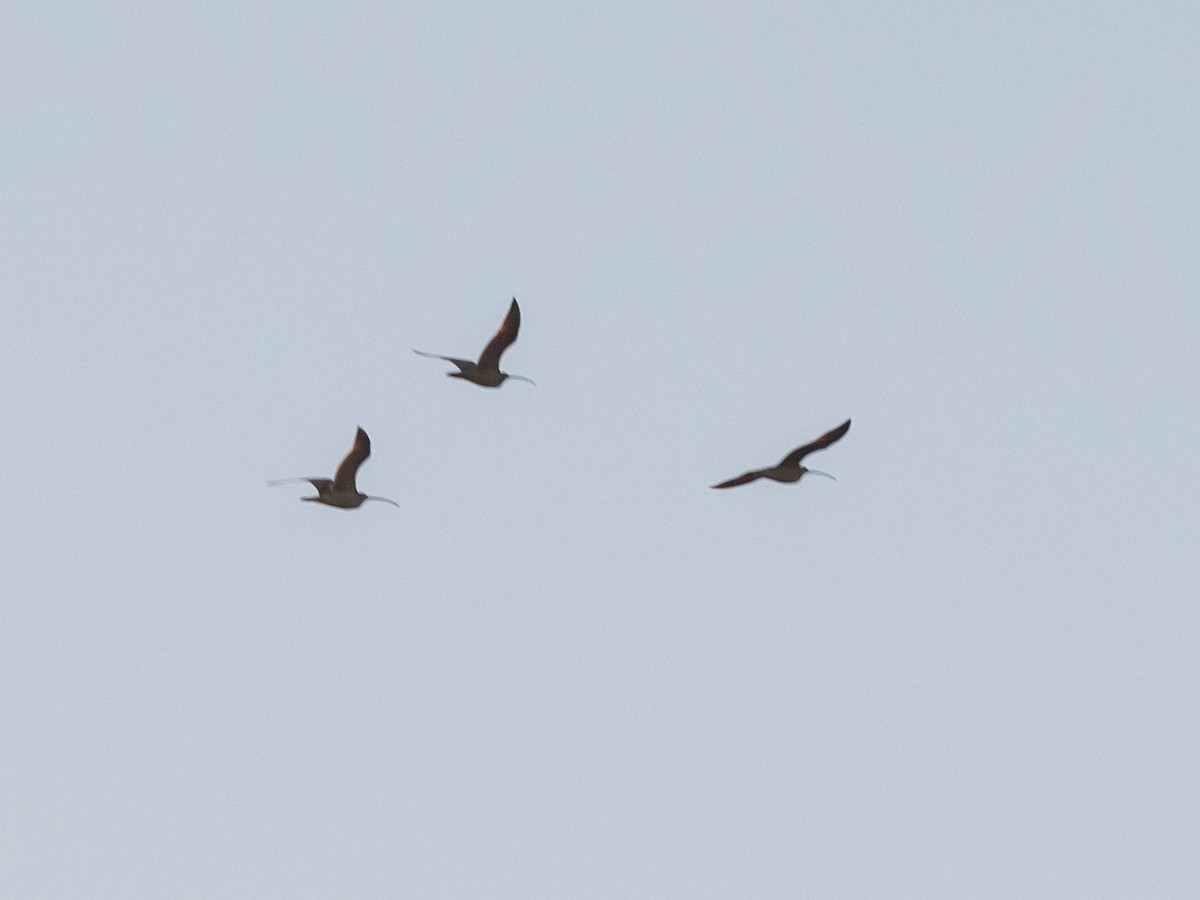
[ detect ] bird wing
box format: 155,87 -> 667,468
306,478 -> 335,496
333,427 -> 371,493
778,419 -> 851,467
413,349 -> 475,374
711,469 -> 767,489
477,298 -> 520,371
268,476 -> 333,495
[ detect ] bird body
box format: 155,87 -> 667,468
414,298 -> 533,388
302,487 -> 374,509
712,419 -> 851,490
414,355 -> 510,388
269,427 -> 399,509
749,467 -> 807,485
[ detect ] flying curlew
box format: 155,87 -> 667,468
269,427 -> 399,509
711,419 -> 851,489
413,297 -> 534,387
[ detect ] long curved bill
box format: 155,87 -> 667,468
806,469 -> 836,481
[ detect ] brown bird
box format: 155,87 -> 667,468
413,298 -> 534,388
712,419 -> 851,489
269,427 -> 399,508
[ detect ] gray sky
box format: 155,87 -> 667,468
3,1 -> 1199,896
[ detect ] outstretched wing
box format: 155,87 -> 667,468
711,469 -> 767,489
268,476 -> 333,496
306,478 -> 335,496
413,349 -> 475,374
477,298 -> 520,372
779,419 -> 851,468
333,427 -> 371,493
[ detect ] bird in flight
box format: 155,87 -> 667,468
269,427 -> 399,509
413,297 -> 534,388
712,419 -> 851,489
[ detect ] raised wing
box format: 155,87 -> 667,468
779,419 -> 851,468
477,298 -> 520,372
333,427 -> 371,493
711,469 -> 768,489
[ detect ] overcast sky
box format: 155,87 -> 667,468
3,1 -> 1199,897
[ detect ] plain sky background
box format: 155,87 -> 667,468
3,1 -> 1199,896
